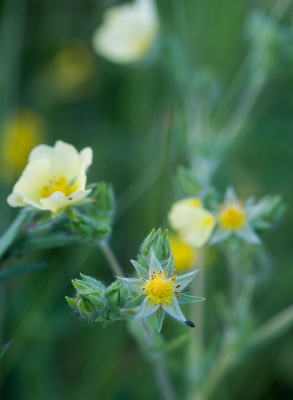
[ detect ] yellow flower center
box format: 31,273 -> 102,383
190,198 -> 202,207
144,271 -> 177,306
40,177 -> 78,199
219,205 -> 246,230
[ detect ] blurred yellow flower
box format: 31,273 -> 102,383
219,202 -> 247,230
50,42 -> 95,99
92,0 -> 159,64
0,109 -> 46,182
168,198 -> 216,248
7,141 -> 93,214
169,235 -> 197,272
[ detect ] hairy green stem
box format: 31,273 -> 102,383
139,320 -> 177,400
187,250 -> 205,400
99,241 -> 178,400
98,241 -> 124,277
193,304 -> 293,400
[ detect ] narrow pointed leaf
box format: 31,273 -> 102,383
162,298 -> 186,323
0,262 -> 49,284
155,308 -> 165,332
134,297 -> 159,320
210,227 -> 231,244
178,294 -> 205,304
0,211 -> 31,260
123,295 -> 145,309
149,251 -> 163,275
130,260 -> 148,279
165,254 -> 175,278
65,296 -> 77,308
236,225 -> 261,244
118,277 -> 145,294
175,269 -> 199,290
9,234 -> 80,256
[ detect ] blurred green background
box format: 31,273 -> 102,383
0,0 -> 293,399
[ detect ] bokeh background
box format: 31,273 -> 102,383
0,0 -> 293,399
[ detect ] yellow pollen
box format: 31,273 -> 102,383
219,205 -> 246,230
144,276 -> 175,306
40,176 -> 78,199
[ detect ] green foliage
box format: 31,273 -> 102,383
139,228 -> 171,267
0,262 -> 49,284
67,274 -> 128,325
67,182 -> 115,242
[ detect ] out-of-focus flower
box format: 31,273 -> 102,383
211,188 -> 261,244
0,109 -> 46,182
120,250 -> 204,331
7,140 -> 92,214
92,0 -> 159,64
168,198 -> 216,248
49,42 -> 95,100
169,235 -> 197,272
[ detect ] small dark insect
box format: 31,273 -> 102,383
185,320 -> 195,328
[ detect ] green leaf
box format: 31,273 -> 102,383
159,334 -> 190,354
155,308 -> 164,332
130,260 -> 148,279
9,234 -> 79,256
0,262 -> 49,284
165,254 -> 175,278
178,294 -> 205,304
0,341 -> 12,360
0,210 -> 32,260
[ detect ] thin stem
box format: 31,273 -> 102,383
139,320 -> 177,400
247,304 -> 293,350
192,305 -> 293,400
98,241 -> 124,277
187,250 -> 205,400
99,242 -> 178,400
227,251 -> 239,306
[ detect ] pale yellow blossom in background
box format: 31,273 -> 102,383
169,235 -> 198,272
0,109 -> 46,182
7,141 -> 93,214
168,198 -> 216,248
92,0 -> 159,64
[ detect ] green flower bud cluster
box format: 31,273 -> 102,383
139,228 -> 171,268
66,274 -> 128,326
67,182 -> 115,242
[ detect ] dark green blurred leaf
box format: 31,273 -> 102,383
0,262 -> 49,284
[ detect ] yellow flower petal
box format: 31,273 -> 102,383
7,141 -> 93,213
169,235 -> 196,272
168,198 -> 215,248
0,109 -> 46,182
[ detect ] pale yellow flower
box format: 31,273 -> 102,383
92,0 -> 158,64
168,198 -> 216,248
7,141 -> 92,214
0,109 -> 46,181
